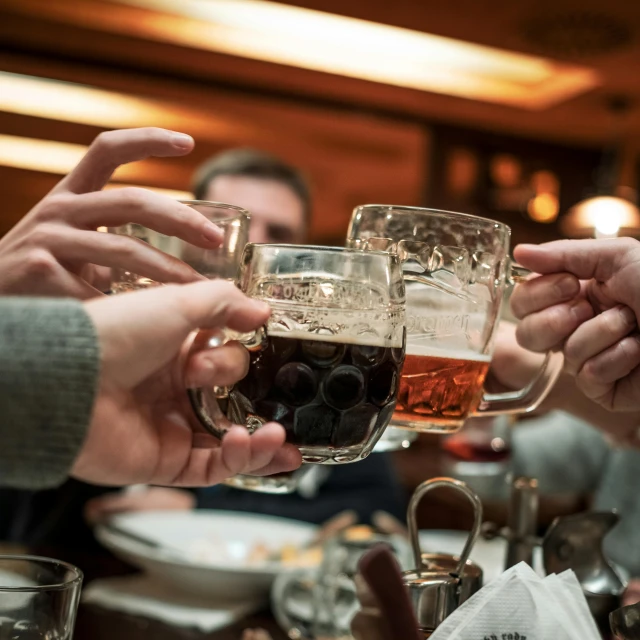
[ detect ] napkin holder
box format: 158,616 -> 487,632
543,510 -> 628,630
403,477 -> 484,635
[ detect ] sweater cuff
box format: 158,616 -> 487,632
0,298 -> 100,489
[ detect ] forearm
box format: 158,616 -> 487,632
0,298 -> 99,489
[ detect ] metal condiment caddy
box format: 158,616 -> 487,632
403,477 -> 484,637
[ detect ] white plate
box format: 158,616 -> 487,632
419,529 -> 544,583
96,510 -> 318,601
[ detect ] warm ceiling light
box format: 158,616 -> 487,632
0,72 -> 250,139
112,0 -> 599,109
0,134 -> 86,175
561,196 -> 640,238
0,72 -> 173,128
0,134 -> 191,199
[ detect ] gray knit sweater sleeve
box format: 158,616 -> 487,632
0,298 -> 99,489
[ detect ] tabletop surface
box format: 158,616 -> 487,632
74,606 -> 289,640
8,544 -> 290,640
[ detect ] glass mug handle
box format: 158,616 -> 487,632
477,261 -> 564,416
186,327 -> 265,438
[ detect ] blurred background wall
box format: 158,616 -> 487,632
2,0 -> 640,246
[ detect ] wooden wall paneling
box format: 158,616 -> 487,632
0,56 -> 428,242
2,0 -> 638,148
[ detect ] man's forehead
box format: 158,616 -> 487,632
205,175 -> 304,223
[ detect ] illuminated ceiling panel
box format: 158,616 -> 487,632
0,72 -> 252,139
111,0 -> 600,109
0,134 -> 191,198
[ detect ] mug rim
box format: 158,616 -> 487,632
0,555 -> 83,592
245,242 -> 399,260
352,204 -> 511,233
178,199 -> 251,224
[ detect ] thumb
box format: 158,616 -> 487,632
514,238 -> 639,281
85,280 -> 270,388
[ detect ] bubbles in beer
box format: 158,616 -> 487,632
394,348 -> 490,431
322,365 -> 365,410
233,331 -> 403,458
294,405 -> 336,446
274,363 -> 317,406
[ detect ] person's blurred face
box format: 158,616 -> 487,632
204,175 -> 306,244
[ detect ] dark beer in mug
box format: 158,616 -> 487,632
229,331 -> 404,464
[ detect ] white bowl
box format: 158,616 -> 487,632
96,510 -> 318,601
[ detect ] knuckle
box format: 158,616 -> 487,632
27,222 -> 62,247
105,233 -> 139,260
93,130 -> 117,151
543,306 -> 569,340
563,337 -> 582,367
116,186 -> 151,209
515,320 -> 538,351
615,335 -> 640,368
24,248 -> 57,277
35,194 -> 73,222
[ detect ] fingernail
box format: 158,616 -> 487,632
621,306 -> 637,326
170,132 -> 194,150
202,222 -> 223,243
571,300 -> 593,323
556,275 -> 579,297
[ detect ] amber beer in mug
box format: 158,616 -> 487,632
394,349 -> 491,428
347,205 -> 562,433
189,244 -> 406,464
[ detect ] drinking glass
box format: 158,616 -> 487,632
441,415 -> 514,496
109,200 -> 249,290
347,205 -> 562,434
0,555 -> 82,639
189,244 -> 406,464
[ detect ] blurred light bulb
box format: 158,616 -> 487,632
562,195 -> 640,238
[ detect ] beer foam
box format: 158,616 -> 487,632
266,327 -> 397,349
405,343 -> 492,362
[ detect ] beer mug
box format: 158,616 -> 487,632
347,205 -> 562,434
109,200 -> 249,291
190,244 -> 406,464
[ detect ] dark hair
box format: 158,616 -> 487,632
192,148 -> 311,222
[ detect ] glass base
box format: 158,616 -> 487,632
373,427 -> 418,452
391,418 -> 464,434
223,474 -> 298,494
299,444 -> 373,465
223,466 -> 313,494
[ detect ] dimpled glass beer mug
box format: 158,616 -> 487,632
347,205 -> 562,434
109,200 -> 249,290
190,244 -> 406,464
0,555 -> 82,639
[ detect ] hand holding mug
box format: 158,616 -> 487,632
0,127 -> 223,298
73,279 -> 301,487
511,238 -> 640,412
